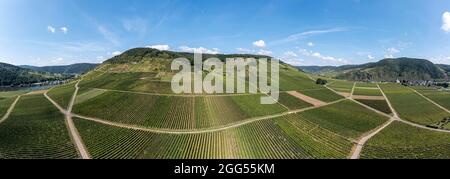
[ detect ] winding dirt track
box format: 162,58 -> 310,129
45,81 -> 91,159
0,96 -> 21,125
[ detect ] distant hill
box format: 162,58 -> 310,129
297,66 -> 338,73
298,58 -> 448,82
101,48 -> 288,72
20,63 -> 99,74
0,62 -> 65,86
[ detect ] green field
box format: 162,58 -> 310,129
0,95 -> 78,159
416,89 -> 450,111
74,91 -> 287,129
355,99 -> 392,115
327,81 -> 354,93
74,117 -> 317,159
279,70 -> 324,91
79,72 -> 173,94
353,88 -> 382,96
299,89 -> 344,102
0,97 -> 16,117
356,82 -> 378,88
380,84 -> 450,128
74,115 -> 354,159
230,94 -> 287,117
274,114 -> 354,159
0,90 -> 30,98
361,121 -> 450,159
47,82 -> 76,108
277,92 -> 312,110
299,100 -> 388,139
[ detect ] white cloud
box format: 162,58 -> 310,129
112,51 -> 122,56
307,42 -> 315,47
385,48 -> 400,58
257,49 -> 273,56
442,12 -> 450,32
236,48 -> 255,54
179,46 -> 220,54
283,51 -> 298,58
368,55 -> 375,60
298,49 -> 349,64
47,26 -> 56,33
51,57 -> 64,64
280,51 -> 304,66
60,27 -> 68,34
146,45 -> 170,51
253,40 -> 266,48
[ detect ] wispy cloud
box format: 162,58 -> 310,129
98,25 -> 120,46
122,17 -> 148,37
298,48 -> 349,64
272,27 -> 348,45
442,12 -> 450,33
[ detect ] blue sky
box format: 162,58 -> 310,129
1,0 -> 450,66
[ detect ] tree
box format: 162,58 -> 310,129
316,78 -> 328,85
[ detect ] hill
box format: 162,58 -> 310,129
297,66 -> 337,73
20,63 -> 99,75
0,62 -> 65,86
100,47 -> 287,73
299,58 -> 448,81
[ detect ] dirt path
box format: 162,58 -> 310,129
350,118 -> 395,159
350,82 -> 356,98
45,81 -> 91,159
0,96 -> 21,125
287,91 -> 327,107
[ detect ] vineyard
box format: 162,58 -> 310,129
380,83 -> 450,128
0,94 -> 78,159
361,121 -> 450,159
299,100 -> 388,139
353,88 -> 383,96
327,80 -> 354,93
355,99 -> 392,115
47,82 -> 76,108
277,92 -> 312,110
79,72 -> 173,94
299,89 -> 344,102
73,91 -> 288,129
356,82 -> 378,88
279,70 -> 324,91
74,117 -> 317,159
0,97 -> 16,117
415,89 -> 450,111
